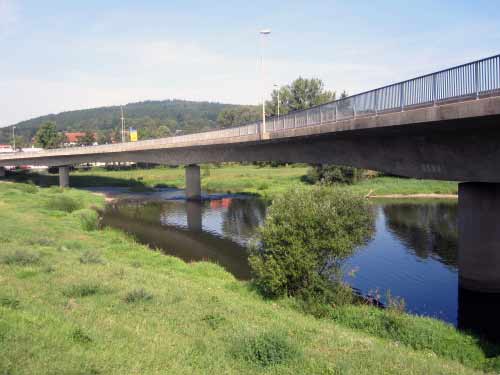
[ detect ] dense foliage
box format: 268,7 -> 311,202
34,122 -> 65,149
217,106 -> 260,128
76,131 -> 96,146
0,99 -> 258,144
249,187 -> 374,304
305,164 -> 366,185
266,77 -> 344,116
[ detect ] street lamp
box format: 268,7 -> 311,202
259,29 -> 271,137
12,126 -> 16,152
274,84 -> 280,119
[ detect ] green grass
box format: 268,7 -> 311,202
73,166 -> 458,199
345,176 -> 458,196
0,181 -> 491,374
8,165 -> 458,200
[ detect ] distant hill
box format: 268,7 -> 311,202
0,99 -> 258,144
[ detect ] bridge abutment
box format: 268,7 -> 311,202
185,164 -> 201,201
59,166 -> 70,188
0,167 -> 5,178
458,182 -> 500,292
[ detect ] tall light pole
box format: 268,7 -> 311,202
259,29 -> 271,137
12,126 -> 16,152
120,106 -> 125,143
274,84 -> 280,119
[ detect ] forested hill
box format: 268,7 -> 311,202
0,99 -> 259,144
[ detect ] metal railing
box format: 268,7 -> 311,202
267,53 -> 500,131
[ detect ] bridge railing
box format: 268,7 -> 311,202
267,53 -> 500,132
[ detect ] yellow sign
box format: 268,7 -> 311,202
130,128 -> 138,142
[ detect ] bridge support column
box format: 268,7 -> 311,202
185,164 -> 201,201
59,166 -> 70,188
0,167 -> 5,178
186,201 -> 202,231
458,182 -> 500,292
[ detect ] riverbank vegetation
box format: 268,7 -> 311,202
10,164 -> 458,200
249,187 -> 374,311
0,182 -> 497,373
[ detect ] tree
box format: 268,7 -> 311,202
266,77 -> 336,116
97,131 -> 112,145
249,187 -> 374,311
217,106 -> 260,128
77,131 -> 96,146
34,122 -> 63,149
10,135 -> 27,150
305,164 -> 365,185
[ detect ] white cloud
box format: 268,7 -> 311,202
1,32 -> 493,127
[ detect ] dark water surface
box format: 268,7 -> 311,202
101,192 -> 496,331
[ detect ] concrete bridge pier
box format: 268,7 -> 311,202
458,182 -> 500,293
59,166 -> 70,188
0,167 -> 5,178
186,201 -> 202,231
185,164 -> 201,201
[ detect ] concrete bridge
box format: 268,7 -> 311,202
1,54 -> 500,294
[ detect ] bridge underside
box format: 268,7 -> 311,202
4,114 -> 500,182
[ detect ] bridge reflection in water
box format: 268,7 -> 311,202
102,196 -> 500,342
101,197 -> 266,280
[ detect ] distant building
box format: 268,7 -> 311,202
64,132 -> 86,146
64,132 -> 98,146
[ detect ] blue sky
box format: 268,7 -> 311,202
1,0 -> 499,126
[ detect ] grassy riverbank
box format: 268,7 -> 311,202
13,164 -> 458,199
0,182 -> 496,374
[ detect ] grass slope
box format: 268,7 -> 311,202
0,182 -> 488,374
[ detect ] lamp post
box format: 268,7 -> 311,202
259,29 -> 271,137
274,84 -> 280,119
120,106 -> 125,143
12,126 -> 16,152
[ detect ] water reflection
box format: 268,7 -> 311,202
102,197 -> 266,280
101,195 -> 500,339
383,201 -> 458,267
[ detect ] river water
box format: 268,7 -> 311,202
99,190 -> 497,333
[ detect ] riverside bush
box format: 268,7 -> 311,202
72,209 -> 100,231
305,164 -> 365,185
249,187 -> 373,305
232,331 -> 300,367
47,195 -> 83,213
0,250 -> 40,265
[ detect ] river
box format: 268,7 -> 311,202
97,188 -> 499,337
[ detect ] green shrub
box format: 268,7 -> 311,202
12,183 -> 38,194
202,313 -> 225,330
27,237 -> 55,246
232,331 -> 300,367
47,195 -> 83,213
0,250 -> 40,265
63,283 -> 102,298
249,186 -> 374,304
79,250 -> 105,264
296,282 -> 355,318
124,288 -> 153,303
71,328 -> 93,344
73,209 -> 100,231
305,164 -> 365,185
